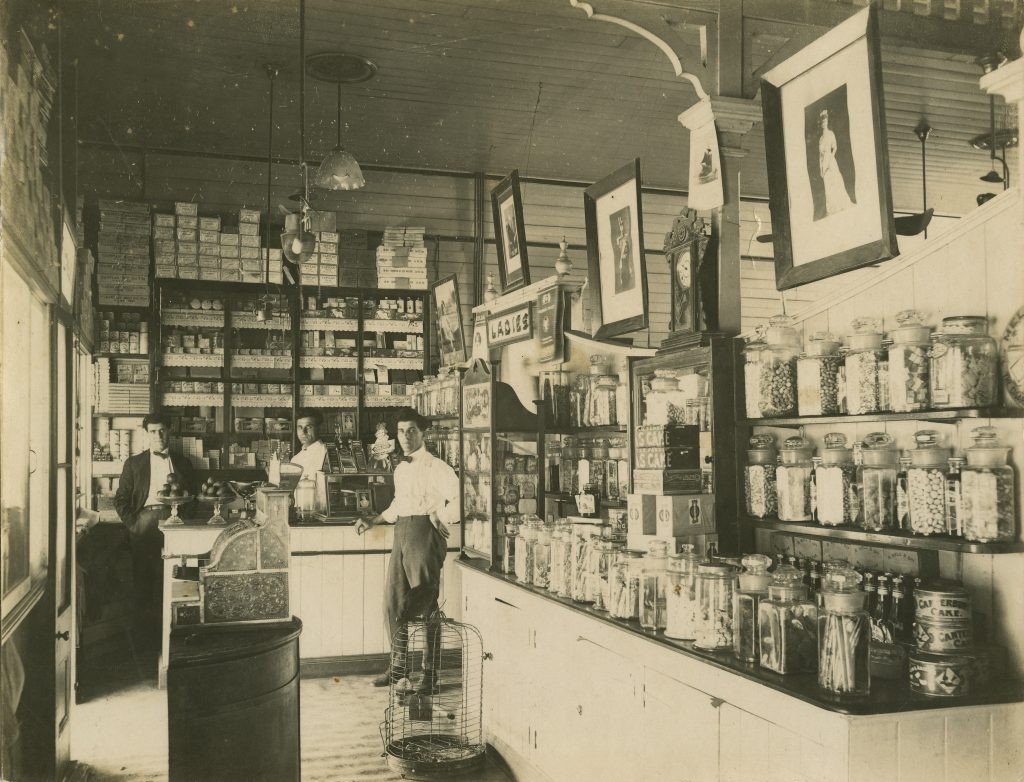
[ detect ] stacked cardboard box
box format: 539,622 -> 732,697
338,229 -> 376,287
298,230 -> 341,286
376,226 -> 428,289
96,200 -> 151,306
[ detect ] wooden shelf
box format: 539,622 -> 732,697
546,492 -> 627,509
232,394 -> 293,407
232,315 -> 284,330
233,354 -> 293,369
363,318 -> 423,334
424,412 -> 459,422
162,393 -> 223,407
543,424 -> 628,435
363,356 -> 424,370
299,356 -> 357,369
163,353 -> 224,368
96,353 -> 149,359
297,395 -> 358,408
743,517 -> 1024,554
363,395 -> 415,408
299,316 -> 358,331
744,407 -> 1021,427
161,310 -> 224,327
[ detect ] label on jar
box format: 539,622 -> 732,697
945,476 -> 962,536
576,493 -> 596,515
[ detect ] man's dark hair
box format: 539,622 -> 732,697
393,407 -> 430,430
142,411 -> 172,430
296,409 -> 323,427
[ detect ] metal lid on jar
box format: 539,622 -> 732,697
820,432 -> 853,465
889,309 -> 932,345
737,554 -> 773,591
779,435 -> 812,464
747,433 -> 777,464
743,325 -> 767,351
937,315 -> 988,335
802,330 -> 840,356
965,425 -> 1010,467
765,315 -> 800,348
909,429 -> 950,467
821,566 -> 867,611
845,317 -> 884,350
768,565 -> 809,600
860,432 -> 897,466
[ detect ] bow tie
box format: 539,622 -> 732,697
399,454 -> 414,463
153,451 -> 169,459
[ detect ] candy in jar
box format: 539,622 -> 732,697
758,315 -> 799,418
758,565 -> 819,674
744,434 -> 778,519
664,544 -> 702,639
639,540 -> 669,632
797,331 -> 843,416
609,549 -> 644,620
815,432 -> 857,527
857,432 -> 897,532
694,563 -> 738,651
818,565 -> 871,696
588,538 -> 618,611
929,316 -> 998,408
887,310 -> 931,412
532,523 -> 552,590
777,436 -> 813,522
961,426 -> 1017,542
906,430 -> 950,536
515,517 -> 539,584
843,318 -> 887,415
742,330 -> 767,419
571,529 -> 594,603
733,554 -> 772,663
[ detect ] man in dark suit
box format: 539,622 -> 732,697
114,412 -> 195,647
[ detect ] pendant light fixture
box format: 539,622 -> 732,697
281,0 -> 315,271
307,52 -> 377,191
972,53 -> 1017,203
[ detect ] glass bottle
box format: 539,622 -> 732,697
547,523 -> 565,595
815,433 -> 857,527
961,426 -> 1017,542
818,565 -> 871,696
887,310 -> 931,412
797,331 -> 843,416
777,436 -> 814,522
907,430 -> 950,536
664,544 -> 702,639
758,315 -> 800,418
843,318 -> 886,415
945,456 -> 965,538
857,432 -> 897,531
609,549 -> 644,620
694,563 -> 739,651
742,328 -> 767,419
929,316 -> 998,408
294,475 -> 317,520
587,355 -> 615,426
640,540 -> 670,633
758,564 -> 819,674
871,575 -> 893,644
733,554 -> 772,663
744,434 -> 778,519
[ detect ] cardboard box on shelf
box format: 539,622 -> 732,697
153,226 -> 175,239
199,216 -> 222,231
176,227 -> 198,242
238,222 -> 260,236
199,243 -> 220,257
238,208 -> 261,223
176,215 -> 198,229
239,232 -> 261,247
153,213 -> 175,228
239,246 -> 261,260
219,244 -> 239,258
174,202 -> 199,216
219,231 -> 240,246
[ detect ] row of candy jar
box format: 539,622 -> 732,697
758,316 -> 800,417
694,563 -> 739,651
758,565 -> 818,674
960,426 -> 1016,543
609,549 -> 644,620
929,316 -> 998,408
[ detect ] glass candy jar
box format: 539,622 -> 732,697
887,310 -> 931,412
758,316 -> 800,418
961,427 -> 1017,542
818,566 -> 871,696
777,436 -> 813,522
744,434 -> 778,519
797,331 -> 843,416
609,549 -> 644,620
857,432 -> 897,531
844,318 -> 887,415
588,537 -> 617,610
907,430 -> 950,536
758,565 -> 818,674
533,523 -> 552,590
742,329 -> 767,419
646,369 -> 680,426
733,554 -> 772,663
570,529 -> 594,603
515,517 -> 539,584
587,355 -> 617,426
929,316 -> 998,408
549,522 -> 573,597
664,544 -> 702,639
640,541 -> 669,633
694,563 -> 739,651
502,519 -> 519,576
815,433 -> 857,527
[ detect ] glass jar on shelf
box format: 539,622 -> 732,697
758,564 -> 818,674
907,430 -> 950,536
571,528 -> 595,603
887,310 -> 931,413
640,540 -> 670,633
758,315 -> 800,418
549,521 -> 573,597
843,317 -> 886,414
588,537 -> 618,611
733,554 -> 773,663
961,426 -> 1016,542
857,432 -> 897,531
818,565 -> 871,696
814,433 -> 857,527
929,316 -> 998,408
745,434 -> 778,519
742,328 -> 767,419
646,369 -> 680,426
515,517 -> 539,584
609,549 -> 644,620
664,544 -> 702,640
502,518 -> 519,576
777,436 -> 814,522
694,563 -> 738,651
797,331 -> 843,416
533,522 -> 552,590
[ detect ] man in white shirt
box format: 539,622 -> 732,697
357,408 -> 460,692
291,410 -> 328,478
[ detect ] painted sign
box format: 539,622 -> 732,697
486,303 -> 532,348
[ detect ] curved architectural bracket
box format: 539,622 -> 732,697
568,0 -> 709,101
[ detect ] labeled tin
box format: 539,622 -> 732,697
913,619 -> 973,653
914,585 -> 971,621
908,651 -> 974,697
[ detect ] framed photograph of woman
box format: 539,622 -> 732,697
430,274 -> 466,367
760,6 -> 897,290
584,159 -> 648,339
490,170 -> 530,293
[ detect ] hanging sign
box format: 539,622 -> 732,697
487,303 -> 532,348
535,286 -> 564,363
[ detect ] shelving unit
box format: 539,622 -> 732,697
744,407 -> 1019,427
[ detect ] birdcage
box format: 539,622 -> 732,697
380,612 -> 485,779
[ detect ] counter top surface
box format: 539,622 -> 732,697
457,556 -> 1024,717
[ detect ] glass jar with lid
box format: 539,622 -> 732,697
797,331 -> 843,416
533,522 -> 552,589
929,316 -> 998,408
777,436 -> 814,522
645,369 -> 680,426
742,328 -> 767,419
664,544 -> 702,639
571,375 -> 590,428
588,537 -> 618,611
587,355 -> 616,427
815,433 -> 857,527
502,518 -> 519,576
694,563 -> 739,651
547,523 -> 566,595
609,549 -> 644,620
857,432 -> 897,531
733,554 -> 772,663
887,310 -> 931,412
515,517 -> 540,584
961,426 -> 1016,542
758,565 -> 818,674
758,315 -> 800,418
844,318 -> 887,414
745,434 -> 778,519
818,565 -> 871,696
640,540 -> 669,633
553,521 -> 575,597
907,430 -> 950,536
570,528 -> 594,603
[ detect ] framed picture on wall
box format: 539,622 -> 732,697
490,170 -> 530,293
760,5 -> 897,290
430,273 -> 467,367
584,158 -> 648,339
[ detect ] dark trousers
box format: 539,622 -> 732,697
386,515 -> 446,673
128,506 -> 169,646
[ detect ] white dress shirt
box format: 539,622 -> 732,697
144,449 -> 173,506
380,446 -> 460,527
291,440 -> 328,478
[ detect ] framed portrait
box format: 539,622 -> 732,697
760,6 -> 897,291
430,273 -> 467,367
584,159 -> 648,339
490,169 -> 530,293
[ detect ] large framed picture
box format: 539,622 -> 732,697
490,170 -> 530,293
584,159 -> 648,339
430,274 -> 466,367
760,6 -> 897,291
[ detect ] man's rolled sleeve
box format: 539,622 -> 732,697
435,461 -> 461,525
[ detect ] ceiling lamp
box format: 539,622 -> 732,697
307,52 -> 377,191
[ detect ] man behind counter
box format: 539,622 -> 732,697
291,409 -> 328,478
114,412 -> 195,647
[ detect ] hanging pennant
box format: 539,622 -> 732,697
535,286 -> 564,363
678,99 -> 723,211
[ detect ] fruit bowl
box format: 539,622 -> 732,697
196,481 -> 236,525
158,493 -> 194,526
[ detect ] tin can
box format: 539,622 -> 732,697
914,585 -> 971,621
908,651 -> 974,697
913,618 -> 973,653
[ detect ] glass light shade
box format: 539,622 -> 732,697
281,230 -> 316,263
315,146 -> 365,190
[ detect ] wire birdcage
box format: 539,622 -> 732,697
380,612 -> 485,779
